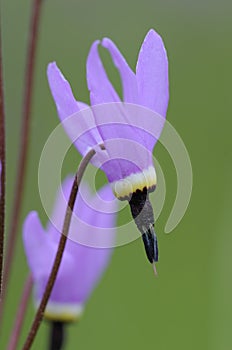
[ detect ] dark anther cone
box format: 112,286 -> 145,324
49,321 -> 65,350
142,227 -> 158,263
129,188 -> 158,264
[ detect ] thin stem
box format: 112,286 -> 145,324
7,274 -> 33,350
49,322 -> 65,350
0,11 -> 6,298
22,149 -> 96,350
2,0 -> 43,301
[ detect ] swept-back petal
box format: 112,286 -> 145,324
136,29 -> 169,117
87,41 -> 120,105
51,178 -> 117,248
67,244 -> 113,303
62,185 -> 116,301
46,175 -> 74,238
23,212 -> 83,308
47,62 -> 80,119
101,38 -> 138,103
45,176 -> 117,247
23,211 -> 51,281
42,183 -> 116,304
23,182 -> 117,320
47,62 -> 103,157
90,103 -> 153,182
47,177 -> 95,244
33,243 -> 79,306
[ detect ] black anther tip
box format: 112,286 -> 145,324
142,227 -> 158,264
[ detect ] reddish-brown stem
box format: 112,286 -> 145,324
22,149 -> 96,350
7,274 -> 33,350
2,0 -> 43,303
0,13 -> 6,298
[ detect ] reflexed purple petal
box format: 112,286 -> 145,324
69,244 -> 113,303
23,176 -> 117,308
100,139 -> 151,182
81,184 -> 117,227
47,62 -> 80,119
102,38 -> 138,103
53,178 -> 118,248
120,102 -> 166,151
47,63 -> 103,157
25,180 -> 117,309
87,41 -> 120,105
47,177 -> 94,243
46,175 -> 74,238
23,212 -> 75,305
90,103 -> 154,182
34,246 -> 76,304
23,211 -> 51,281
43,243 -> 113,305
76,101 -> 102,150
77,101 -> 90,110
136,29 -> 169,117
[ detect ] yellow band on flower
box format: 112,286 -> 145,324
112,166 -> 157,200
35,301 -> 84,323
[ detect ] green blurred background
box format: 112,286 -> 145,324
1,0 -> 232,349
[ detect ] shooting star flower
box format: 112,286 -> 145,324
23,177 -> 117,321
47,29 -> 169,266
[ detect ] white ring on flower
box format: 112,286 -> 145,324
35,301 -> 84,322
112,166 -> 157,200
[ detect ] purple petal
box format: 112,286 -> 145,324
47,177 -> 95,243
23,211 -> 51,281
99,138 -> 151,181
65,181 -> 118,248
136,29 -> 169,117
45,243 -> 113,306
23,212 -> 79,307
24,177 -> 117,312
101,38 -> 138,103
47,62 -> 80,119
34,245 -> 77,305
90,103 -> 155,182
62,186 -> 116,300
35,237 -> 113,320
86,41 -> 120,105
46,175 -> 74,239
47,62 -> 103,157
86,42 -> 132,173
45,175 -> 117,248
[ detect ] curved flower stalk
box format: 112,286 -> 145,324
47,29 -> 169,266
23,177 -> 117,322
0,161 -> 1,198
0,159 -> 4,296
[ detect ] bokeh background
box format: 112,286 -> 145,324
1,0 -> 232,349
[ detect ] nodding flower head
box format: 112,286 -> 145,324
47,28 -> 169,265
23,177 -> 118,321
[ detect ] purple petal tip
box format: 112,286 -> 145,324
145,28 -> 163,40
142,28 -> 168,58
47,61 -> 58,74
23,211 -> 40,236
101,37 -> 111,48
